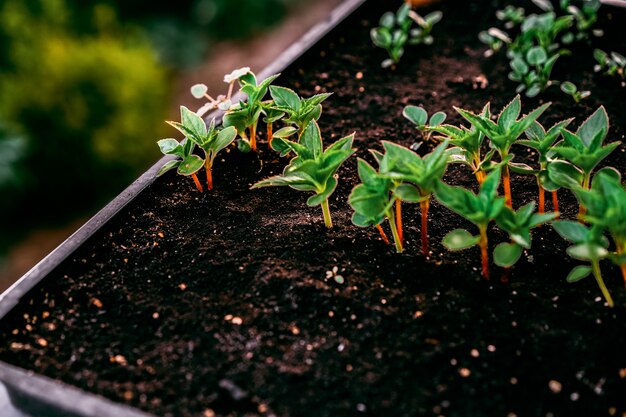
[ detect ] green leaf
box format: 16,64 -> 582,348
371,28 -> 392,48
552,220 -> 589,243
273,126 -> 298,139
560,81 -> 577,95
158,138 -> 183,156
443,229 -> 480,251
566,265 -> 592,283
403,106 -> 428,128
498,96 -> 521,130
526,46 -> 548,65
177,155 -> 204,176
213,126 -> 237,154
307,176 -> 338,207
270,86 -> 301,112
577,106 -> 609,147
394,184 -> 423,203
190,84 -> 208,99
180,106 -> 207,138
157,159 -> 180,177
429,112 -> 447,126
301,121 -> 323,159
494,242 -> 523,267
567,243 -> 608,261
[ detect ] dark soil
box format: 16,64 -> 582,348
2,1 -> 626,416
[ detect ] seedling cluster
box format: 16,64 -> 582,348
370,3 -> 442,68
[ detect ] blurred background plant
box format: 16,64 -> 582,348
0,0 -> 319,288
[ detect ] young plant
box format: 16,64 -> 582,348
166,106 -> 236,190
560,81 -> 590,103
262,103 -> 285,150
573,168 -> 626,287
429,104 -> 491,185
494,202 -> 557,272
517,118 -> 573,214
269,86 -> 332,142
561,0 -> 603,41
402,106 -> 446,142
223,71 -> 280,152
549,107 -> 620,215
192,67 -> 252,117
252,121 -> 355,228
553,220 -> 614,307
436,168 -> 506,280
349,159 -> 403,253
594,49 -> 626,83
370,4 -> 442,68
456,95 -> 550,208
378,141 -> 450,255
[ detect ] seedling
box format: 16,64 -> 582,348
262,103 -> 285,150
378,141 -> 450,255
166,106 -> 236,190
496,5 -> 526,29
594,49 -> 626,83
456,95 -> 550,208
553,220 -> 614,307
573,168 -> 626,287
436,168 -> 506,280
402,106 -> 446,142
370,4 -> 442,68
157,114 -> 204,192
560,81 -> 590,103
494,202 -> 556,270
269,86 -> 332,144
223,71 -> 280,152
561,0 -> 603,41
192,67 -> 251,117
429,104 -> 491,185
252,121 -> 355,228
549,107 -> 620,215
517,118 -> 573,214
349,159 -> 403,253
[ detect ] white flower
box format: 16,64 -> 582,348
224,67 -> 251,83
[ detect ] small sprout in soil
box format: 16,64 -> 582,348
494,201 -> 556,274
573,168 -> 626,287
371,4 -> 442,68
157,108 -> 207,192
560,81 -> 591,103
436,168 -> 506,280
456,95 -> 550,208
269,86 -> 332,147
594,49 -> 626,84
252,121 -> 355,228
403,105 -> 446,142
553,219 -> 614,307
496,5 -> 526,29
349,158 -> 403,253
167,107 -> 236,190
429,104 -> 491,185
548,106 -> 620,215
223,71 -> 280,152
561,0 -> 603,41
192,67 -> 251,117
378,140 -> 451,255
517,118 -> 573,214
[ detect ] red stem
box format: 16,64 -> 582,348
267,123 -> 273,149
191,173 -> 203,193
538,184 -> 545,215
420,199 -> 430,255
250,123 -> 258,152
479,225 -> 489,280
503,165 -> 512,208
395,199 -> 403,247
376,224 -> 390,245
205,160 -> 213,191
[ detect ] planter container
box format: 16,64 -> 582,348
2,1 -> 626,417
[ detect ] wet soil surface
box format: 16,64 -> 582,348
2,1 -> 626,416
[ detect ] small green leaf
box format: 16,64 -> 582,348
403,106 -> 428,128
560,81 -> 577,94
494,242 -> 523,267
158,138 -> 183,156
157,160 -> 180,177
429,112 -> 447,126
443,229 -> 480,251
190,84 -> 208,99
177,155 -> 204,176
273,126 -> 298,139
552,221 -> 589,243
394,184 -> 423,203
567,243 -> 608,261
566,265 -> 592,283
526,47 -> 548,65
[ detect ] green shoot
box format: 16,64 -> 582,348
252,121 -> 355,228
378,141 -> 450,255
573,168 -> 626,287
402,106 -> 447,142
549,106 -> 620,215
553,220 -> 614,307
517,118 -> 573,214
455,95 -> 550,208
494,202 -> 556,272
350,159 -> 403,253
166,106 -> 236,190
560,81 -> 590,103
223,71 -> 280,152
429,104 -> 491,185
269,86 -> 332,146
436,168 -> 506,280
560,0 -> 603,41
371,4 -> 442,68
594,49 -> 626,85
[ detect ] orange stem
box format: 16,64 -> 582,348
376,224 -> 390,245
552,191 -> 559,218
538,184 -> 545,215
395,199 -> 403,246
250,123 -> 258,152
475,170 -> 485,185
267,122 -> 273,149
205,160 -> 213,191
191,173 -> 203,193
503,165 -> 512,208
420,199 -> 430,255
